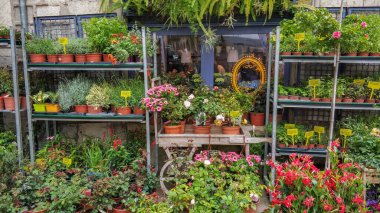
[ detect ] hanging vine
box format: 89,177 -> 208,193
99,0 -> 294,48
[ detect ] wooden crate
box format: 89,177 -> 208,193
363,167 -> 380,201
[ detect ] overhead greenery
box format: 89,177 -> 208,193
99,0 -> 295,48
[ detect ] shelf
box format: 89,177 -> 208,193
27,62 -> 148,71
0,109 -> 25,113
273,147 -> 327,157
280,55 -> 380,64
158,125 -> 271,148
276,99 -> 380,111
32,113 -> 145,122
340,56 -> 380,64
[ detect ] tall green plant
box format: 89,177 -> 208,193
57,76 -> 91,111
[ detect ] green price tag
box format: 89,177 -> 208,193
58,37 -> 68,54
309,79 -> 321,98
305,131 -> 314,145
62,158 -> 72,167
294,33 -> 305,51
340,128 -> 353,148
284,124 -> 295,129
354,79 -> 365,85
287,128 -> 298,146
368,81 -> 380,100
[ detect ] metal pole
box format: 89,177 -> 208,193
263,32 -> 273,180
142,27 -> 151,170
19,0 -> 28,32
10,27 -> 23,168
21,28 -> 35,163
153,33 -> 158,78
271,27 -> 281,187
326,0 -> 344,169
153,33 -> 159,171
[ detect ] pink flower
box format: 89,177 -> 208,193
332,31 -> 341,39
361,21 -> 367,28
213,86 -> 219,91
302,196 -> 315,209
246,156 -> 252,162
248,161 -> 254,167
352,194 -> 363,206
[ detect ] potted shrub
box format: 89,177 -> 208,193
86,84 -> 110,114
57,76 -> 91,113
26,37 -> 49,63
104,34 -> 131,64
83,17 -> 127,63
45,92 -> 60,113
67,38 -> 89,63
45,40 -> 60,63
31,91 -> 49,113
0,26 -> 9,39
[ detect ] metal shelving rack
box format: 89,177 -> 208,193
270,26 -> 380,185
21,28 -> 153,169
0,27 -> 24,168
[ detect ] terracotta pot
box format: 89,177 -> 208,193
113,208 -> 130,213
278,95 -> 288,100
47,54 -> 59,63
86,53 -> 102,63
299,145 -> 308,149
45,103 -> 60,112
321,98 -> 331,102
358,52 -> 369,56
280,52 -> 291,56
303,52 -> 313,56
308,144 -> 315,149
4,97 -> 15,111
278,143 -> 286,148
300,97 -> 310,101
193,125 -> 211,134
370,53 -> 380,56
314,52 -> 325,56
134,107 -> 145,115
345,53 -> 357,56
88,106 -> 103,114
342,98 -> 353,103
103,54 -> 112,62
288,144 -> 298,148
75,54 -> 86,63
74,105 -> 88,114
116,106 -> 132,115
33,104 -> 46,112
316,144 -> 326,149
164,125 -> 181,134
250,112 -> 265,126
180,120 -> 186,133
292,52 -> 302,56
324,52 -> 336,56
245,207 -> 257,213
354,99 -> 365,103
0,97 -> 4,110
335,98 -> 343,103
58,54 -> 74,63
21,96 -> 27,110
288,95 -> 299,100
29,54 -> 46,63
222,126 -> 241,135
310,98 -> 320,102
366,99 -> 376,103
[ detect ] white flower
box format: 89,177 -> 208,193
250,193 -> 260,203
184,100 -> 191,109
203,99 -> 209,103
191,199 -> 195,205
188,94 -> 195,100
216,114 -> 225,121
191,176 -> 194,180
204,159 -> 211,166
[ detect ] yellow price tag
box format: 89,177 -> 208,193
354,79 -> 365,85
314,126 -> 325,134
58,37 -> 68,54
284,124 -> 295,129
287,128 -> 298,136
230,111 -> 241,118
309,79 -> 321,87
62,158 -> 72,167
294,33 -> 305,41
305,131 -> 314,145
120,91 -> 132,98
340,128 -> 352,148
368,81 -> 380,100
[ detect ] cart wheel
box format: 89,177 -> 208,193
160,157 -> 193,194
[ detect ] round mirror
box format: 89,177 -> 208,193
231,55 -> 266,94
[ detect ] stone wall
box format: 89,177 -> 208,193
315,0 -> 380,7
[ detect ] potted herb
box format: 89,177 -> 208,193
336,78 -> 346,102
0,26 -> 9,39
298,87 -> 310,101
278,85 -> 289,100
57,40 -> 74,63
86,84 -> 111,114
66,38 -> 89,63
352,84 -> 366,103
45,40 -> 60,63
128,78 -> 145,115
26,37 -> 49,63
31,91 -> 49,112
287,87 -> 299,100
57,76 -> 91,113
45,92 -> 60,113
280,36 -> 296,56
343,83 -> 355,103
320,79 -> 333,102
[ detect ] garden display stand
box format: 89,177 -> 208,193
21,28 -> 153,169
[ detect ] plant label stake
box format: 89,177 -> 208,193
354,79 -> 365,85
58,37 -> 69,54
367,81 -> 380,100
309,79 -> 321,98
294,33 -> 305,51
120,90 -> 132,106
284,123 -> 295,129
314,126 -> 325,143
287,128 -> 298,146
305,131 -> 314,145
62,157 -> 72,167
340,129 -> 352,148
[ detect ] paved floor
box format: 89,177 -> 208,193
257,191 -> 270,213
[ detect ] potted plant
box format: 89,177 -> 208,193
278,85 -> 289,100
343,83 -> 355,103
236,92 -> 254,121
336,78 -> 346,102
276,125 -> 291,148
0,69 -> 13,110
57,76 -> 91,113
215,90 -> 243,135
31,91 -> 49,113
67,38 -> 89,63
287,87 -> 299,100
45,40 -> 60,63
250,92 -> 265,126
26,37 -> 49,63
83,17 -> 127,63
280,36 -> 296,56
57,40 -> 74,63
298,87 -> 310,101
341,15 -> 361,56
45,92 -> 60,113
86,84 -> 110,114
109,82 -> 132,115
352,84 -> 366,103
320,79 -> 332,102
105,34 -> 131,64
0,26 -> 9,39
128,78 -> 145,115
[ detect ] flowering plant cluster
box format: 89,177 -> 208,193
168,151 -> 263,212
267,140 -> 368,213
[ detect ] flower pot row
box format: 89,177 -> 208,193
30,53 -> 141,64
279,95 -> 379,103
0,96 -> 27,111
164,123 -> 242,135
280,52 -> 380,57
277,143 -> 327,149
33,104 -> 145,115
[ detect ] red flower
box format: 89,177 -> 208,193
303,196 -> 315,209
323,203 -> 333,211
302,176 -> 312,187
336,196 -> 343,204
352,194 -> 363,206
331,140 -> 340,149
284,170 -> 298,185
113,138 -> 122,150
339,204 -> 346,213
283,194 -> 296,208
